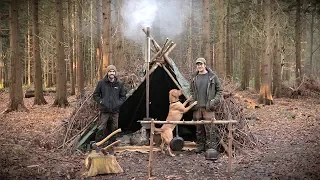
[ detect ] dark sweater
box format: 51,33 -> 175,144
195,73 -> 209,107
93,78 -> 126,113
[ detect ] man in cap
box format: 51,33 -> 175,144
190,58 -> 223,154
93,65 -> 126,143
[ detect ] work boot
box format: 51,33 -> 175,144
195,143 -> 205,153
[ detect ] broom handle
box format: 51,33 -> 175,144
96,128 -> 122,147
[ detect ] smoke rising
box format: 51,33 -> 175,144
121,0 -> 191,42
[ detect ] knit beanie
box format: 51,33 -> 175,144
106,65 -> 117,74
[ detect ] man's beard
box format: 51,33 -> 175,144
108,74 -> 115,80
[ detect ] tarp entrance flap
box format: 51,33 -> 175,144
168,57 -> 191,98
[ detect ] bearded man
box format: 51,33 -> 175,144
190,58 -> 223,154
93,65 -> 126,143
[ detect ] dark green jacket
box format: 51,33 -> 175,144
190,68 -> 222,111
93,77 -> 126,113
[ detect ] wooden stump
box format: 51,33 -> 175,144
83,150 -> 123,177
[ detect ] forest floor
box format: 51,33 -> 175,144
0,90 -> 320,180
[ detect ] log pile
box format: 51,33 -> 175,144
24,89 -> 56,98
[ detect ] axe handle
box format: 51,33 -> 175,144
96,128 -> 121,147
102,140 -> 121,151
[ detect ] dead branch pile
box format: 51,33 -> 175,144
57,73 -> 141,153
117,71 -> 141,90
281,76 -> 320,98
215,79 -> 258,154
59,89 -> 99,153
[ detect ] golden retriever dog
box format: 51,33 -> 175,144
155,89 -> 197,156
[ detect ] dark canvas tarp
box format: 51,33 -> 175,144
118,62 -> 196,141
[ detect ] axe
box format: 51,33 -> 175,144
90,128 -> 122,155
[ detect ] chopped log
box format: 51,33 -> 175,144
25,90 -> 36,98
24,89 -> 56,98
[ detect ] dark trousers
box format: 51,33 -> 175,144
95,112 -> 119,143
193,108 -> 220,149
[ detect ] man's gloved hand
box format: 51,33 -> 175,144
206,99 -> 216,111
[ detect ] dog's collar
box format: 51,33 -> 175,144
170,100 -> 180,104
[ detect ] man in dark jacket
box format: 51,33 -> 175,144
93,65 -> 126,143
190,58 -> 223,153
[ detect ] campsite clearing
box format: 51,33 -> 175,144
0,91 -> 319,179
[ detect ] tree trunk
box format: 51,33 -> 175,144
309,5 -> 315,76
225,0 -> 232,80
202,0 -> 211,68
53,0 -> 69,108
77,0 -> 84,96
4,59 -> 9,88
259,0 -> 273,105
272,19 -> 281,98
24,34 -> 27,84
0,38 -> 3,88
216,0 -> 225,77
254,41 -> 261,92
68,0 -> 75,95
51,59 -> 55,86
32,0 -> 47,105
96,0 -> 103,80
73,5 -> 77,92
295,0 -> 302,85
114,0 -> 125,70
27,1 -> 32,86
188,0 -> 193,73
102,0 -> 111,75
47,58 -> 53,87
241,34 -> 250,90
5,0 -> 28,113
90,1 -> 94,85
254,1 -> 262,92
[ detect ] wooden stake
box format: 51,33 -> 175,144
228,122 -> 232,176
148,119 -> 155,179
142,28 -> 161,50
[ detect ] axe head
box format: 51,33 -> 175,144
90,141 -> 100,151
90,141 -> 109,155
